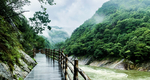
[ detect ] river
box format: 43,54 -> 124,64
78,65 -> 150,80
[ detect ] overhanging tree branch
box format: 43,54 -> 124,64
4,10 -> 29,19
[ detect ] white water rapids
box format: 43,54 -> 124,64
68,57 -> 150,80
78,65 -> 150,80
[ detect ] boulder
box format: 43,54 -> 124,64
0,50 -> 37,80
19,50 -> 36,67
0,63 -> 13,80
19,59 -> 30,73
13,64 -> 23,79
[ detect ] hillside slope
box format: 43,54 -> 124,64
47,26 -> 69,48
0,0 -> 51,79
64,0 -> 150,63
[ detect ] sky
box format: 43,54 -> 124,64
23,0 -> 109,36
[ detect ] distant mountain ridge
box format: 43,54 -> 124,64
47,26 -> 69,48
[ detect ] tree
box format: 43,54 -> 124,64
29,7 -> 51,34
0,0 -> 54,34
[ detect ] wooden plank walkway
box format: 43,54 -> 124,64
24,52 -> 65,80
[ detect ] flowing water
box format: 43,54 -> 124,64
78,65 -> 150,80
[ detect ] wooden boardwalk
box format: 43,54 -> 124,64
24,52 -> 65,80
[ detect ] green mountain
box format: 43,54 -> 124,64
47,26 -> 69,48
64,0 -> 150,63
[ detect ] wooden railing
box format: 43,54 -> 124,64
44,49 -> 91,80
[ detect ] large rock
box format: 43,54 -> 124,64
71,56 -> 150,71
19,50 -> 36,67
19,59 -> 30,73
12,50 -> 37,79
0,63 -> 13,80
69,56 -> 92,65
0,50 -> 37,80
78,57 -> 91,65
89,59 -> 126,70
13,64 -> 23,79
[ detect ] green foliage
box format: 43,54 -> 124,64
63,0 -> 150,63
0,0 -> 53,73
18,77 -> 24,80
18,16 -> 50,52
54,42 -> 65,49
29,10 -> 51,34
0,16 -> 22,71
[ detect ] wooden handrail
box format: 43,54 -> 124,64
43,48 -> 91,80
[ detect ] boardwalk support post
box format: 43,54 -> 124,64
74,60 -> 78,80
53,49 -> 55,61
59,49 -> 61,62
50,49 -> 51,56
61,52 -> 63,69
65,55 -> 68,80
49,48 -> 50,56
33,48 -> 36,57
45,48 -> 47,55
62,51 -> 65,72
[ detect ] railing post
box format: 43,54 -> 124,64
63,56 -> 65,72
53,49 -> 55,61
45,48 -> 47,55
46,48 -> 48,56
62,51 -> 65,72
48,48 -> 50,56
74,60 -> 78,80
49,49 -> 50,56
44,49 -> 46,54
50,49 -> 51,56
51,49 -> 52,58
47,48 -> 48,55
65,55 -> 68,80
40,49 -> 42,53
33,48 -> 36,57
59,49 -> 61,62
42,49 -> 44,53
33,48 -> 34,58
61,53 -> 63,69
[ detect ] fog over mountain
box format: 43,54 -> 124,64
45,26 -> 69,47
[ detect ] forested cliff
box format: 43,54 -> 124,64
64,0 -> 150,63
0,0 -> 52,79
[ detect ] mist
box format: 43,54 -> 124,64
23,0 -> 110,36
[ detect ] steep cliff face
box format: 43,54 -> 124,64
0,50 -> 36,80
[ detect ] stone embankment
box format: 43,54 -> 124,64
69,56 -> 150,72
0,50 -> 36,80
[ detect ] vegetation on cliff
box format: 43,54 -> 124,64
0,0 -> 53,75
63,0 -> 150,63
